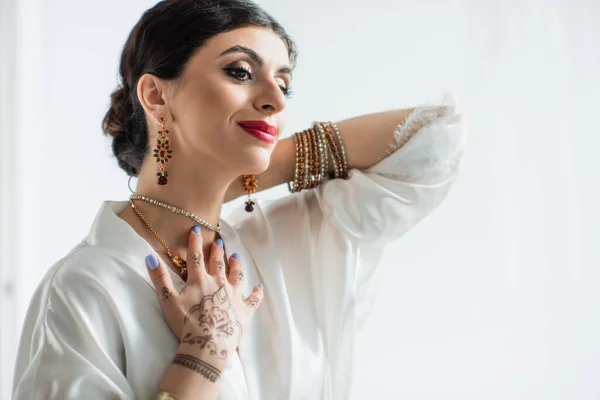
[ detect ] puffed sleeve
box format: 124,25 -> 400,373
316,94 -> 466,326
226,97 -> 466,397
315,94 -> 466,244
12,249 -> 135,400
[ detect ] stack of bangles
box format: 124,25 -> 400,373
287,121 -> 349,193
242,121 -> 348,212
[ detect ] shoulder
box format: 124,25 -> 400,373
44,242 -> 126,288
14,244 -> 137,398
17,243 -> 128,358
29,241 -> 136,322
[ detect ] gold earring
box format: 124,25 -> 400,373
153,116 -> 172,185
243,174 -> 258,212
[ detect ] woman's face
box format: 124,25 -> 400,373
166,26 -> 293,174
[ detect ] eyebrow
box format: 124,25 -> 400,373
218,45 -> 293,78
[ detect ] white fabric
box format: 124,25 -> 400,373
12,97 -> 466,400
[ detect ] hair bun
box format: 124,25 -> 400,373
102,85 -> 132,139
102,85 -> 146,177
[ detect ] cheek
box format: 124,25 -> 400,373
193,79 -> 248,117
275,113 -> 286,136
171,79 -> 254,150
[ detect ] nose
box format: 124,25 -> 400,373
254,79 -> 287,115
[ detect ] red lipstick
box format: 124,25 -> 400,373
238,121 -> 278,144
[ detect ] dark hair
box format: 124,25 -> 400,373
102,0 -> 298,176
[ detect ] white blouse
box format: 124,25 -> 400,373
12,96 -> 466,400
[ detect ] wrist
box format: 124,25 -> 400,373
159,344 -> 231,400
176,342 -> 232,371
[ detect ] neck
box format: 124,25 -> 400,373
119,161 -> 238,271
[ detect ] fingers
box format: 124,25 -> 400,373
207,239 -> 227,278
185,226 -> 207,284
227,253 -> 244,288
145,254 -> 177,303
244,285 -> 264,311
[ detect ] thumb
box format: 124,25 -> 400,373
145,254 -> 176,301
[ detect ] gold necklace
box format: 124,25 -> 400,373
129,200 -> 188,281
129,194 -> 221,233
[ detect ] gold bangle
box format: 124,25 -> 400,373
289,121 -> 346,193
315,122 -> 338,179
156,390 -> 178,400
328,122 -> 348,179
315,124 -> 328,185
301,129 -> 310,190
315,126 -> 327,187
303,129 -> 313,190
294,130 -> 305,192
295,129 -> 306,191
308,128 -> 319,189
288,133 -> 301,192
320,122 -> 341,179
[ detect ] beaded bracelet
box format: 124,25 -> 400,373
316,123 -> 328,185
307,127 -> 323,189
300,128 -> 310,190
288,122 -> 348,193
308,128 -> 319,189
315,122 -> 339,179
288,134 -> 300,192
329,122 -> 348,179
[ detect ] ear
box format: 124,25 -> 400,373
137,73 -> 169,124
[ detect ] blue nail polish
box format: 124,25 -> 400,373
258,284 -> 264,290
232,252 -> 240,259
146,254 -> 159,270
216,239 -> 224,247
192,226 -> 201,235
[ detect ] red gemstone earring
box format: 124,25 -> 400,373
242,174 -> 258,212
153,115 -> 172,185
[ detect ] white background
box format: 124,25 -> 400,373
1,0 -> 599,398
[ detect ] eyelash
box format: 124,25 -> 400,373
224,66 -> 294,98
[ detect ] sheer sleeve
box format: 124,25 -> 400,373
319,95 -> 465,325
316,94 -> 466,244
229,95 -> 466,398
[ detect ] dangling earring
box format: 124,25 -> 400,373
243,174 -> 258,212
153,115 -> 172,185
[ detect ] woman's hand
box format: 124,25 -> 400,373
145,226 -> 263,361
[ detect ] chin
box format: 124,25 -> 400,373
240,146 -> 273,175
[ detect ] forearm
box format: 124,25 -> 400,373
336,107 -> 415,170
159,344 -> 229,400
224,107 -> 415,202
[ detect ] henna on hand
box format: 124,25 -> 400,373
192,252 -> 201,265
216,260 -> 225,272
181,333 -> 228,360
181,286 -> 242,359
161,287 -> 172,302
172,353 -> 222,382
235,272 -> 244,285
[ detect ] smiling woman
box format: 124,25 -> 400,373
11,0 -> 465,399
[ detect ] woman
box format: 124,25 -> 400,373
12,0 -> 466,399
